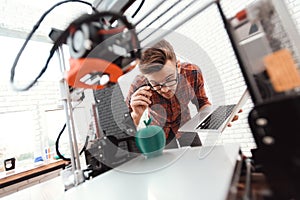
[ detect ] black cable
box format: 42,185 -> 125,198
131,0 -> 145,18
55,122 -> 89,160
55,123 -> 71,161
79,135 -> 90,155
10,0 -> 98,92
56,100 -> 87,161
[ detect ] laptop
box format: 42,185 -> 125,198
178,89 -> 250,143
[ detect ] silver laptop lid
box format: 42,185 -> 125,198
178,89 -> 249,133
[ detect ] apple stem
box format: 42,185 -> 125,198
143,117 -> 152,126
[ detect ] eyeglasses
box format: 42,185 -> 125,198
148,67 -> 179,91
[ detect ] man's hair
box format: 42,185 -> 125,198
139,39 -> 176,74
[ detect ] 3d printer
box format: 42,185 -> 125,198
225,1 -> 300,199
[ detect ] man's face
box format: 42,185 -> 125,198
144,60 -> 178,99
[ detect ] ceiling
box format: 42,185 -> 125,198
0,0 -> 97,42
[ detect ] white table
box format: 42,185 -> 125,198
2,144 -> 240,200
62,143 -> 240,200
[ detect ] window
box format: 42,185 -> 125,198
0,35 -> 71,172
0,111 -> 35,170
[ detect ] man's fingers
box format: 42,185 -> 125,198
232,115 -> 239,122
131,95 -> 152,105
131,100 -> 149,107
136,86 -> 152,97
176,132 -> 182,139
228,110 -> 242,127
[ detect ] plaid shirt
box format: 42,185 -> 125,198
126,62 -> 211,138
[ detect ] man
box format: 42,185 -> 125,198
126,39 -> 236,148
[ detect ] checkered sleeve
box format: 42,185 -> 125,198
190,66 -> 211,110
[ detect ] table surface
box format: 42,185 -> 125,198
0,160 -> 68,188
2,144 -> 240,200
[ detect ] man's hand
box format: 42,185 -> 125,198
227,109 -> 243,127
130,86 -> 152,126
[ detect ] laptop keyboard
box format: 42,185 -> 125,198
196,105 -> 236,130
